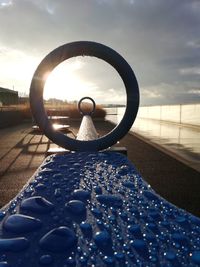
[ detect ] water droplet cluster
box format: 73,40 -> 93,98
0,152 -> 200,266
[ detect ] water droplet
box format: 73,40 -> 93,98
80,222 -> 92,237
94,186 -> 102,194
164,251 -> 176,261
127,252 -> 135,262
104,223 -> 111,232
103,255 -> 115,266
123,243 -> 131,251
119,211 -> 128,221
94,231 -> 113,254
96,219 -> 104,230
161,221 -> 170,228
0,212 -> 5,221
65,257 -> 76,266
90,256 -> 96,265
191,251 -> 200,264
72,189 -> 91,201
89,242 -> 97,252
3,214 -> 42,234
39,254 -> 53,265
114,252 -> 125,262
175,216 -> 188,226
110,207 -> 117,214
122,181 -> 135,189
96,195 -> 123,208
149,255 -> 158,263
91,207 -> 102,218
148,209 -> 161,220
143,190 -> 158,201
65,200 -> 86,215
145,233 -> 157,244
35,183 -> 46,191
131,239 -> 149,259
0,255 -> 6,261
54,188 -> 61,197
108,215 -> 116,223
118,165 -> 129,175
190,215 -> 200,226
21,196 -> 54,213
146,222 -> 159,233
0,237 -> 29,252
127,224 -> 142,238
116,235 -> 123,243
79,256 -> 88,265
39,226 -> 77,252
172,233 -> 188,245
73,162 -> 81,167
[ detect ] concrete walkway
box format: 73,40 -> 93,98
0,121 -> 200,217
0,123 -> 48,206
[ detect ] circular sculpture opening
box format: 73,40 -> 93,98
78,97 -> 96,116
29,41 -> 139,151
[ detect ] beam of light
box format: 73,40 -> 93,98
44,60 -> 98,102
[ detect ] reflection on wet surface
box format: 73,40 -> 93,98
105,107 -> 200,171
132,118 -> 200,171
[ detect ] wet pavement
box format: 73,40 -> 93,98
132,118 -> 200,172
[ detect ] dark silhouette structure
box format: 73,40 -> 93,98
0,87 -> 18,105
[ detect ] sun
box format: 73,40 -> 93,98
43,59 -> 94,102
43,56 -> 126,106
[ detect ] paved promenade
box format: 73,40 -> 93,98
0,122 -> 200,217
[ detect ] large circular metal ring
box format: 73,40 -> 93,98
78,97 -> 96,116
29,41 -> 139,151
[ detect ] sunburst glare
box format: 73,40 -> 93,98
44,59 -> 97,102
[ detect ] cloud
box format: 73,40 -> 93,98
0,0 -> 12,8
140,82 -> 200,106
44,56 -> 126,105
0,45 -> 40,92
179,67 -> 200,75
187,40 -> 200,49
0,0 -> 200,105
141,88 -> 162,99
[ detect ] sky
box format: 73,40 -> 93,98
0,0 -> 200,106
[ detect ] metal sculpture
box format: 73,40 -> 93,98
76,97 -> 99,141
29,41 -> 139,151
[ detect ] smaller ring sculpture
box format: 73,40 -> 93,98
78,97 -> 96,116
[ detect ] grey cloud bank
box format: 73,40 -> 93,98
0,0 -> 200,105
